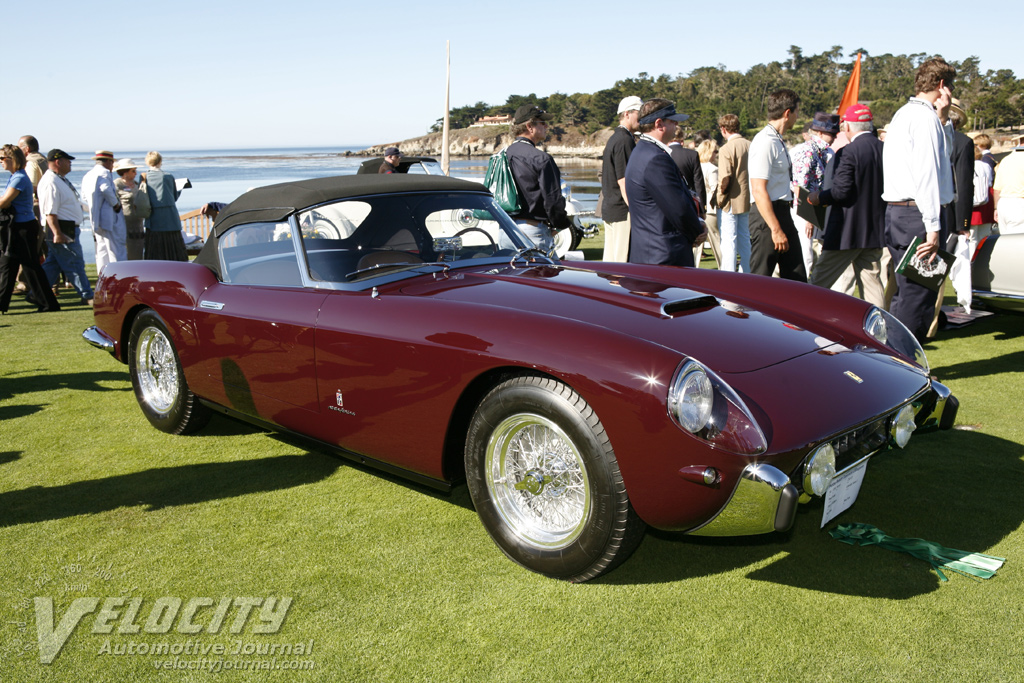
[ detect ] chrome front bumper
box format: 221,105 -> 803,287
82,326 -> 116,355
690,380 -> 958,538
689,464 -> 799,537
915,379 -> 958,431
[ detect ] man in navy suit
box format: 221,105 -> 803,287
625,99 -> 705,266
807,104 -> 886,307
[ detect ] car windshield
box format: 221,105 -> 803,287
296,192 -> 539,282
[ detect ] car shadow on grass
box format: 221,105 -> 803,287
0,452 -> 341,528
598,428 -> 1023,596
933,349 -> 1024,381
0,451 -> 22,466
0,370 -> 129,401
929,307 -> 1024,344
181,413 -> 475,511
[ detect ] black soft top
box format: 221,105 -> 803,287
211,174 -> 485,237
194,174 -> 489,277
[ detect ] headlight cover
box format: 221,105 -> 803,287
864,307 -> 929,374
668,362 -> 714,432
892,403 -> 916,448
803,443 -> 837,496
668,359 -> 767,455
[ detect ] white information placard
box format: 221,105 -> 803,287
821,459 -> 869,528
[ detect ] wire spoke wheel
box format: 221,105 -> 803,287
465,376 -> 645,582
486,414 -> 590,548
128,309 -> 210,435
135,326 -> 180,414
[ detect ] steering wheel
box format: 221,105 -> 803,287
509,247 -> 554,268
454,227 -> 498,252
309,219 -> 342,239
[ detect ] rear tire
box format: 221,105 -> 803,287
465,376 -> 645,581
128,309 -> 210,435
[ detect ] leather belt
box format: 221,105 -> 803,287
517,218 -> 543,227
889,200 -> 917,207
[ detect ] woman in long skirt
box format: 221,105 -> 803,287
142,151 -> 187,261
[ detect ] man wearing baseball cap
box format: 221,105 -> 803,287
504,103 -> 573,253
37,149 -> 94,304
624,98 -> 705,266
790,112 -> 840,276
807,103 -> 886,307
600,95 -> 642,261
379,147 -> 402,174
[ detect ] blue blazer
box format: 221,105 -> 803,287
819,133 -> 886,251
625,139 -> 703,266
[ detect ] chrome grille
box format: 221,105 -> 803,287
832,415 -> 891,473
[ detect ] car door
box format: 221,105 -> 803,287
190,220 -> 326,426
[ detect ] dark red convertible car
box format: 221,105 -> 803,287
84,174 -> 958,581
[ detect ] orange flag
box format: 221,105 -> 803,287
838,53 -> 862,116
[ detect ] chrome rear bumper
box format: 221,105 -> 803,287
82,326 -> 116,355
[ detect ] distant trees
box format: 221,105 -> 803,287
432,48 -> 1023,136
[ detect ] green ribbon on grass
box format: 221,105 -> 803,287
829,523 -> 1006,582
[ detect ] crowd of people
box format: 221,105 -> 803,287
7,57 -> 1024,334
587,56 -> 1023,343
0,137 -> 187,315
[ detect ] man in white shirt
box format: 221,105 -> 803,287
881,57 -> 956,342
748,89 -> 806,281
81,150 -> 126,275
38,149 -> 94,304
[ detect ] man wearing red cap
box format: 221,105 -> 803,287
807,104 -> 886,307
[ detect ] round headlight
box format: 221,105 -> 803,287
864,308 -> 887,345
804,443 -> 837,497
892,403 -> 916,448
669,362 -> 714,433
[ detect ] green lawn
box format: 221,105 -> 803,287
1,257 -> 1023,682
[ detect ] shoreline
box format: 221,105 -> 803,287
358,125 -> 611,160
359,123 -> 1024,159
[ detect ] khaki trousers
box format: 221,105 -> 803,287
603,217 -> 631,262
810,247 -> 886,309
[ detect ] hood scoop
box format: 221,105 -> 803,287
661,295 -> 719,317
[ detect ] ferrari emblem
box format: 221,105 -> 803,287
844,371 -> 864,384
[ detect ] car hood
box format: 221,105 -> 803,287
400,263 -> 849,373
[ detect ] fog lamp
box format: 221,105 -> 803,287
892,404 -> 916,448
803,443 -> 837,497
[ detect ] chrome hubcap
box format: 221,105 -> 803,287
136,327 -> 178,414
485,414 -> 590,548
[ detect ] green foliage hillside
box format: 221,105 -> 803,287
434,47 -> 1023,135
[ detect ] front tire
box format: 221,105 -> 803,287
128,309 -> 210,435
465,376 -> 645,581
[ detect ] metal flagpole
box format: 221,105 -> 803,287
441,41 -> 451,176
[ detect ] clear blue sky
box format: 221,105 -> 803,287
9,0 -> 1022,152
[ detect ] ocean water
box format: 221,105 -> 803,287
3,146 -> 601,263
